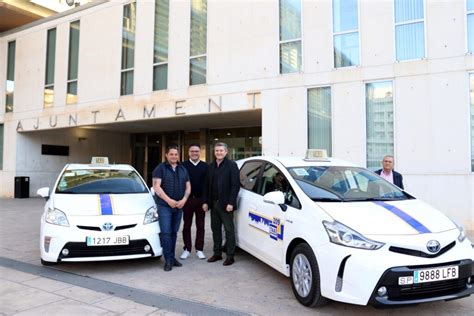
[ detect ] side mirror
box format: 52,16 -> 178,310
263,191 -> 285,205
149,187 -> 155,196
37,187 -> 50,200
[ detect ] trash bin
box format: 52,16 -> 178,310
14,176 -> 29,198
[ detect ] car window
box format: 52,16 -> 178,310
56,169 -> 148,194
240,161 -> 263,193
259,163 -> 301,209
288,166 -> 410,201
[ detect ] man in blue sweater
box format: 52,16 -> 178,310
153,145 -> 191,271
180,144 -> 208,260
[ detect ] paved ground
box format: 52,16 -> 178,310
0,198 -> 473,315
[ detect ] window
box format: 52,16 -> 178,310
395,0 -> 425,61
190,0 -> 207,85
366,81 -> 394,170
260,163 -> 300,208
279,0 -> 302,73
470,74 -> 474,171
44,28 -> 56,108
0,124 -> 3,170
153,0 -> 169,91
5,41 -> 15,113
468,0 -> 474,53
67,20 -> 80,104
121,2 -> 136,95
333,0 -> 359,67
240,161 -> 263,192
308,87 -> 332,155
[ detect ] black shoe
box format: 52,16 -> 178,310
164,261 -> 173,271
207,255 -> 222,263
173,259 -> 182,267
223,257 -> 235,266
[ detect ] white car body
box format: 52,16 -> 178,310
39,163 -> 162,263
235,156 -> 473,306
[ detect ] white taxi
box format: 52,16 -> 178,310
235,151 -> 473,307
38,157 -> 162,264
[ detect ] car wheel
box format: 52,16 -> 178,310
41,259 -> 57,266
290,243 -> 328,307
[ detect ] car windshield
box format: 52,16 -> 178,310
55,169 -> 148,194
288,166 -> 411,202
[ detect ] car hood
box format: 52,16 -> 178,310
317,199 -> 456,236
52,193 -> 154,216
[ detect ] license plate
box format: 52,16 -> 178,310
398,266 -> 458,285
86,236 -> 129,246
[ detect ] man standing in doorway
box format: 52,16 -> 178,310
153,145 -> 191,271
375,155 -> 404,189
180,144 -> 208,260
203,142 -> 240,266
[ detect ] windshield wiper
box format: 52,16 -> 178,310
311,197 -> 342,202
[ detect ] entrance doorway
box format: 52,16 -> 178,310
131,127 -> 261,185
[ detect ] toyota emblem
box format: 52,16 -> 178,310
102,222 -> 114,231
426,240 -> 440,253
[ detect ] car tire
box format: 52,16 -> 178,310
290,243 -> 328,307
41,259 -> 57,266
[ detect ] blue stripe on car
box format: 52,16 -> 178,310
99,194 -> 113,215
374,201 -> 431,234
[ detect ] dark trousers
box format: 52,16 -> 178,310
182,197 -> 205,251
210,200 -> 235,258
157,206 -> 183,262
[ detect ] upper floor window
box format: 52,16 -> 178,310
190,0 -> 207,85
395,0 -> 425,61
44,28 -> 56,108
468,0 -> 474,53
121,2 -> 136,96
153,0 -> 169,91
308,87 -> 332,156
366,81 -> 394,170
333,0 -> 359,67
67,20 -> 80,105
5,41 -> 15,113
279,0 -> 302,73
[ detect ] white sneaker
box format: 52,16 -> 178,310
180,250 -> 190,260
196,250 -> 206,260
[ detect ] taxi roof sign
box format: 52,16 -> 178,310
91,157 -> 109,164
305,149 -> 329,161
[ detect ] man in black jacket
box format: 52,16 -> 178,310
375,155 -> 404,190
202,142 -> 240,266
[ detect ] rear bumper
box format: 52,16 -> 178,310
368,259 -> 474,306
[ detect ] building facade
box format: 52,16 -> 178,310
0,0 -> 473,229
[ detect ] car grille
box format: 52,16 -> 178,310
58,239 -> 153,259
390,279 -> 467,300
389,241 -> 456,258
76,224 -> 137,231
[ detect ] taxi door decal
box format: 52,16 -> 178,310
249,211 -> 284,241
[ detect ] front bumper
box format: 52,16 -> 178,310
369,259 -> 474,306
40,214 -> 162,262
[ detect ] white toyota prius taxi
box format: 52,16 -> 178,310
235,151 -> 473,307
37,157 -> 162,264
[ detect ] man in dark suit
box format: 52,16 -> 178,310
202,142 -> 240,266
375,155 -> 404,189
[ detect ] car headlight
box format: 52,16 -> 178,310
144,206 -> 158,225
453,221 -> 466,242
323,220 -> 384,250
45,208 -> 69,227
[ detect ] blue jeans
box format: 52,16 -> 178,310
157,205 -> 183,262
